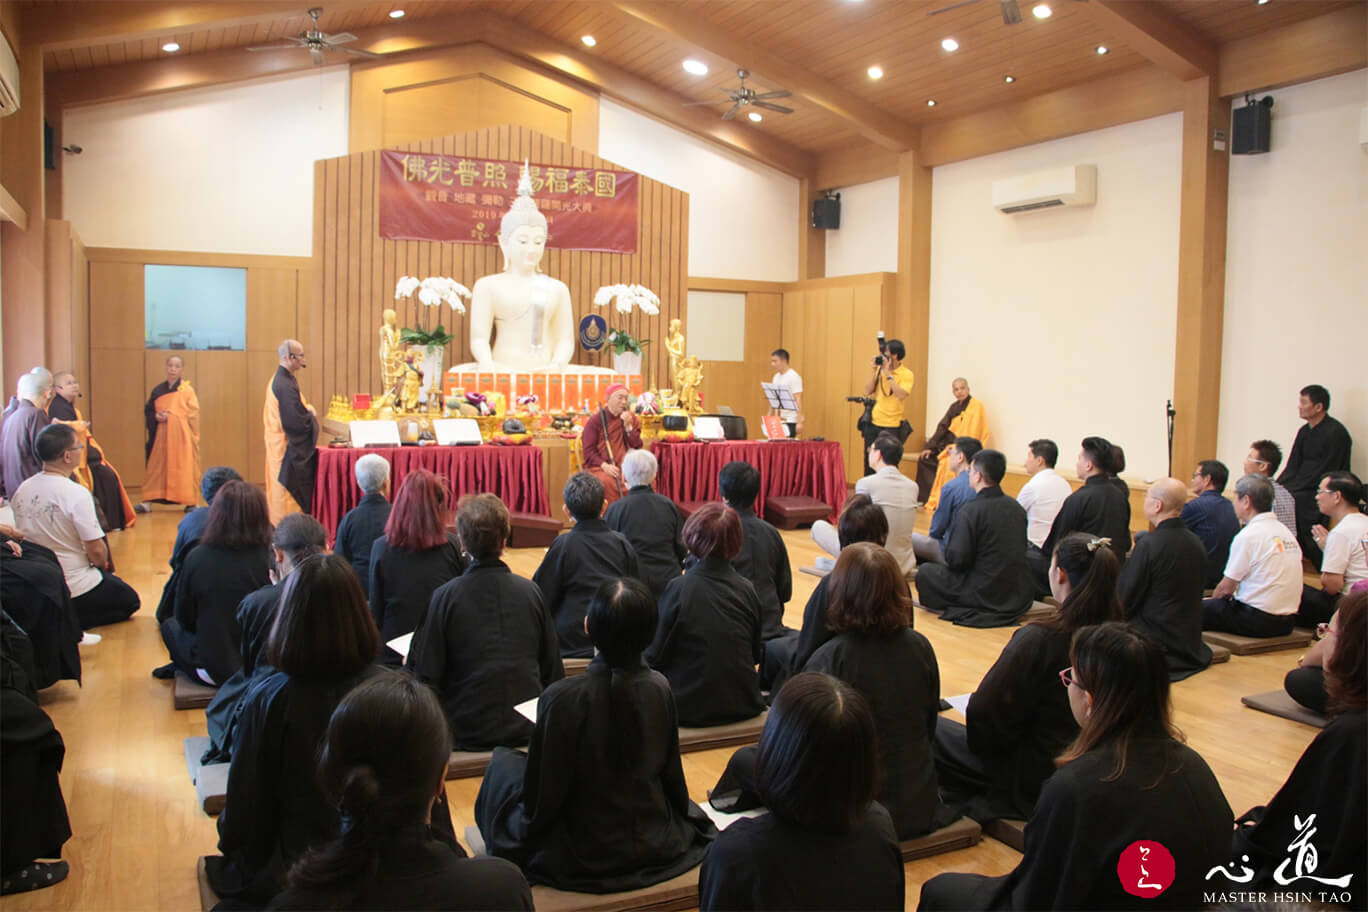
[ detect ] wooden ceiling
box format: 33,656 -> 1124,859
33,0 -> 1363,158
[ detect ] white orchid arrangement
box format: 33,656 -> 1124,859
395,275 -> 472,348
593,284 -> 659,356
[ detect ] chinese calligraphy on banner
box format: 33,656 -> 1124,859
379,151 -> 640,254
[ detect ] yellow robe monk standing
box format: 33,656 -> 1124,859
264,341 -> 318,525
142,358 -> 201,507
920,383 -> 990,511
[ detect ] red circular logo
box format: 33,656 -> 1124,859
1116,840 -> 1175,898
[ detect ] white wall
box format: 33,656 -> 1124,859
824,176 -> 898,277
63,67 -> 350,256
1219,69 -> 1368,480
598,98 -> 799,282
929,113 -> 1183,480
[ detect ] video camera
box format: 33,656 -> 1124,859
874,330 -> 887,366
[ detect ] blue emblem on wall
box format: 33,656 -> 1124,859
579,314 -> 608,352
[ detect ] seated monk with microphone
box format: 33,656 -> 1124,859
580,384 -> 641,508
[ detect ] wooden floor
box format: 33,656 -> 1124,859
6,507 -> 1320,911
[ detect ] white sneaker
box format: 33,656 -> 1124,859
79,632 -> 102,646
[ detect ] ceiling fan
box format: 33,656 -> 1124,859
246,7 -> 381,65
927,0 -> 1084,26
682,69 -> 794,121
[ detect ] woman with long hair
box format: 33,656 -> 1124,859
162,480 -> 273,685
646,503 -> 765,727
209,554 -> 384,906
934,531 -> 1122,822
367,470 -> 465,664
271,672 -> 532,910
475,578 -> 715,892
700,673 -> 903,911
920,622 -> 1232,910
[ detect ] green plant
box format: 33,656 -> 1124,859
607,328 -> 650,356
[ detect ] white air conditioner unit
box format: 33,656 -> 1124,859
992,164 -> 1096,214
0,30 -> 19,117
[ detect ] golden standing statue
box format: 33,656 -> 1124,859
379,309 -> 405,395
399,361 -> 424,414
676,356 -> 703,415
664,318 -> 685,387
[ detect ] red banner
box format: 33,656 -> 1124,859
378,151 -> 639,254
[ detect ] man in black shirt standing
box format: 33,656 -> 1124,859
1277,384 -> 1352,567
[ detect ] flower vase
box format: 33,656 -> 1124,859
411,344 -> 445,405
612,351 -> 642,377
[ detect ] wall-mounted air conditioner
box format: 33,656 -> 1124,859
992,164 -> 1096,214
0,29 -> 19,117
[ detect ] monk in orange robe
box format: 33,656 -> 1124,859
139,355 -> 201,510
48,371 -> 136,530
264,339 -> 318,524
579,383 -> 640,508
919,377 -> 990,511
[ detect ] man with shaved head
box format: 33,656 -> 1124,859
264,339 -> 318,523
1118,477 -> 1212,680
0,369 -> 54,499
916,377 -> 989,509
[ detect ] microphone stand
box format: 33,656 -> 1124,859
1165,400 -> 1176,478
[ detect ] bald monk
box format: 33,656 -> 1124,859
0,369 -> 54,500
139,356 -> 200,511
264,339 -> 318,524
917,378 -> 989,511
48,372 -> 136,531
578,383 -> 641,508
1118,478 -> 1211,681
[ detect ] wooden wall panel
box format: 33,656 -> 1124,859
89,261 -> 143,350
313,125 -> 689,411
193,352 -> 250,483
245,268 -> 299,353
246,351 -> 278,486
90,348 -> 148,488
693,291 -> 783,442
383,76 -> 572,151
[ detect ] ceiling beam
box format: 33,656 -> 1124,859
610,0 -> 919,152
1079,1 -> 1217,81
1218,5 -> 1367,98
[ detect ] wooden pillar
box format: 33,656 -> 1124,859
895,149 -> 932,451
797,177 -> 825,281
1171,77 -> 1230,479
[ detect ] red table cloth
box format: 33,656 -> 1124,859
651,440 -> 847,522
312,445 -> 549,543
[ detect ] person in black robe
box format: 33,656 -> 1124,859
0,372 -> 53,501
804,542 -> 947,839
646,503 -> 764,728
0,528 -> 81,689
762,494 -> 888,694
154,467 -> 244,633
0,613 -> 72,896
160,481 -> 272,686
719,461 -> 792,639
532,472 -> 638,658
603,450 -> 684,599
209,555 -> 387,907
269,673 -> 532,912
914,380 -> 975,497
475,577 -> 715,893
409,494 -> 563,751
367,469 -> 467,666
1277,384 -> 1353,566
701,673 -> 903,912
919,623 -> 1232,911
1119,478 -> 1212,681
1027,436 -> 1132,595
332,453 -> 391,597
269,342 -> 319,516
916,449 -> 1034,627
1227,592 -> 1365,905
201,514 -> 326,765
935,532 -> 1122,823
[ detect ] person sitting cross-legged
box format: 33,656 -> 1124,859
1297,471 -> 1368,627
812,432 -> 918,577
1202,474 -> 1303,639
911,436 -> 982,567
719,461 -> 792,640
333,453 -> 391,598
1181,459 -> 1241,589
603,449 -> 685,600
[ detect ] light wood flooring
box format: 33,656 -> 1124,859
4,508 -> 1319,911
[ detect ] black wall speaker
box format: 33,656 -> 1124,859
811,195 -> 841,230
1232,97 -> 1273,155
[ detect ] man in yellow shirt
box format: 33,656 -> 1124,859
860,337 -> 914,475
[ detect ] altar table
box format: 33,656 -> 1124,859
651,440 -> 847,522
313,445 -> 549,542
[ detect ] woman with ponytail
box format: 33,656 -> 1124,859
475,577 -> 715,893
933,532 -> 1122,823
271,673 -> 531,910
921,623 -> 1232,910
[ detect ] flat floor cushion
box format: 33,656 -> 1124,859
763,496 -> 831,529
173,671 -> 217,710
1202,629 -> 1312,656
1241,690 -> 1328,729
184,735 -> 211,784
1017,602 -> 1055,624
532,866 -> 701,912
447,750 -> 495,780
983,817 -> 1026,852
679,712 -> 767,754
799,565 -> 829,578
675,500 -> 709,519
564,657 -> 591,677
509,511 -> 563,548
900,816 -> 983,861
1209,644 -> 1231,664
197,763 -> 229,816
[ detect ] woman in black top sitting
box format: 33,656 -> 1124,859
161,480 -> 273,685
920,623 -> 1233,911
700,672 -> 904,911
646,502 -> 765,727
934,532 -> 1122,823
409,493 -> 563,751
367,469 -> 465,665
476,578 -> 715,893
210,554 -> 385,906
270,672 -> 532,911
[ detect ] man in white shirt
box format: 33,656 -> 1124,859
10,424 -> 140,631
811,432 -> 918,577
1201,474 -> 1302,638
1298,470 -> 1368,625
1017,438 -> 1072,550
768,348 -> 803,437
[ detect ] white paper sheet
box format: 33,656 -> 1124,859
386,632 -> 413,660
514,696 -> 538,723
700,802 -> 768,831
945,693 -> 972,716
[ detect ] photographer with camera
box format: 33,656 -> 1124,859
859,335 -> 914,476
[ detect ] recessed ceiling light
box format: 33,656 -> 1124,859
1032,3 -> 1051,18
161,42 -> 180,53
1095,44 -> 1109,55
1004,74 -> 1016,83
941,37 -> 959,52
748,111 -> 763,122
581,35 -> 597,47
388,8 -> 405,18
682,59 -> 708,76
926,99 -> 937,107
1256,0 -> 1270,5
867,65 -> 884,80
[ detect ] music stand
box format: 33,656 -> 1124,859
761,382 -> 799,415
